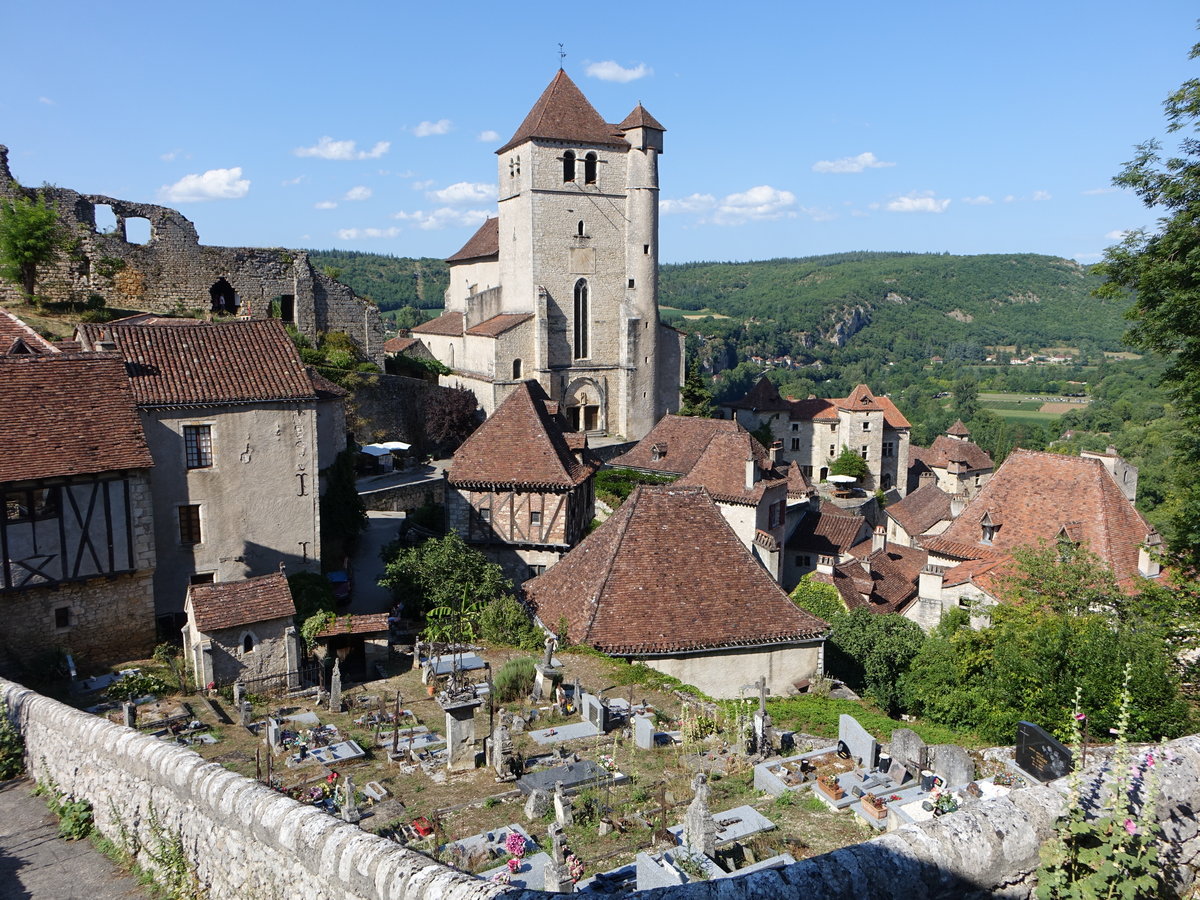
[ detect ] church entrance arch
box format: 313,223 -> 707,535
563,377 -> 605,433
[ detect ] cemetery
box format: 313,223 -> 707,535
44,634 -> 1108,895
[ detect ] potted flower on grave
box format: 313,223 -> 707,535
817,772 -> 844,800
861,792 -> 888,821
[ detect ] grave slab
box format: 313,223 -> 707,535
285,711 -> 321,727
667,805 -> 775,847
480,851 -> 550,889
430,653 -> 486,676
527,721 -> 600,745
304,739 -> 365,765
518,760 -> 627,796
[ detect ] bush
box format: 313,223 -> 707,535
105,672 -> 170,701
493,657 -> 536,702
593,469 -> 676,507
479,595 -> 543,650
288,572 -> 337,627
0,701 -> 23,779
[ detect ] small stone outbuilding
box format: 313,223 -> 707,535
184,572 -> 299,688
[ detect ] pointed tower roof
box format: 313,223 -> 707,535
497,70 -> 626,154
947,419 -> 971,437
618,104 -> 666,132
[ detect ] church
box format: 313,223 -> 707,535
413,70 -> 683,441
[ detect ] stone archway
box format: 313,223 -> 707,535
563,377 -> 605,433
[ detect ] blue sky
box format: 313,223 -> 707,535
1,1 -> 1196,265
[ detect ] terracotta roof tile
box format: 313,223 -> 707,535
886,482 -> 953,537
617,104 -> 666,132
383,337 -> 418,353
448,380 -> 597,489
315,613 -> 390,638
465,313 -> 533,337
609,415 -> 743,475
947,420 -> 971,437
725,379 -> 911,429
919,535 -> 1002,561
411,311 -> 465,336
525,485 -> 827,655
939,449 -> 1155,584
188,573 -> 295,633
788,504 -> 869,557
446,217 -> 500,263
0,353 -> 153,482
0,309 -> 58,355
498,70 -> 628,154
787,460 -> 814,497
306,367 -> 349,399
837,384 -> 885,412
914,434 -> 993,471
676,430 -> 785,505
830,548 -> 921,615
77,320 -> 317,408
942,554 -> 1013,588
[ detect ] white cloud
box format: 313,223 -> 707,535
413,119 -> 452,137
1032,190 -> 1052,202
38,96 -> 54,106
159,167 -> 250,202
660,193 -> 716,215
344,185 -> 372,201
585,60 -> 652,83
712,185 -> 797,225
338,226 -> 402,240
160,149 -> 180,162
428,181 -> 497,204
478,130 -> 500,142
1083,186 -> 1118,196
1003,195 -> 1016,203
314,200 -> 338,210
281,175 -> 306,186
294,136 -> 390,160
885,191 -> 950,213
392,208 -> 491,231
812,151 -> 895,174
411,179 -> 435,190
1105,229 -> 1129,241
961,195 -> 993,205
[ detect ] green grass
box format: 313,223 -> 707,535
768,694 -> 981,748
988,408 -> 1062,424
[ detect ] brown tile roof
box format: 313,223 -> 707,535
448,380 -> 597,490
0,309 -> 58,355
465,313 -> 533,337
0,353 -> 153,482
383,336 -> 419,354
498,69 -> 628,154
306,367 -> 349,399
939,449 -> 1156,584
837,384 -> 885,412
525,485 -> 827,655
830,550 -> 921,615
77,320 -> 318,408
886,482 -> 953,537
609,415 -> 743,475
676,430 -> 785,505
788,504 -> 869,557
947,420 -> 971,437
724,379 -> 911,429
915,434 -> 993,471
617,104 -> 666,132
919,535 -> 1002,561
188,572 -> 295,633
315,613 -> 390,638
411,311 -> 465,336
446,217 -> 499,263
941,554 -> 1013,589
787,461 -> 814,497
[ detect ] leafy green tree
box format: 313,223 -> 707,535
952,375 -> 979,421
789,575 -> 845,624
829,445 -> 870,480
678,360 -> 715,417
0,192 -> 68,300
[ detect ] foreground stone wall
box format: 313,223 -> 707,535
3,675 -> 1199,899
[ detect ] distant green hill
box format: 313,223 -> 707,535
307,250 -> 448,314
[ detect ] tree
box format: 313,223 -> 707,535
0,192 -> 68,300
829,445 -> 870,480
678,360 -> 715,417
952,375 -> 979,422
789,575 -> 845,624
422,386 -> 480,453
825,608 -> 925,715
319,448 -> 368,560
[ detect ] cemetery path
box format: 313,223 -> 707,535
349,511 -> 407,615
0,777 -> 150,899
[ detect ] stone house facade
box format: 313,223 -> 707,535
722,380 -> 911,495
0,145 -> 384,365
906,421 -> 993,498
75,319 -> 345,634
446,380 -> 598,586
0,350 -> 157,670
413,70 -> 684,441
184,572 -> 299,687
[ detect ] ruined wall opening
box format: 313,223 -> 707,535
278,295 -> 295,324
94,204 -> 118,235
124,217 -> 151,245
209,277 -> 238,314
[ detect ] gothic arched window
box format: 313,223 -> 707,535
563,150 -> 576,183
573,279 -> 589,359
584,152 -> 597,184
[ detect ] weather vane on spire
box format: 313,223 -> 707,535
558,43 -> 567,67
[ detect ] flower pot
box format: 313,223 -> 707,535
863,801 -> 888,820
817,780 -> 844,801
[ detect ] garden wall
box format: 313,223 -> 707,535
3,674 -> 1199,899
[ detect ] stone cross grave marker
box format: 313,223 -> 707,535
1015,721 -> 1073,783
553,780 -> 574,827
682,773 -> 716,858
122,702 -> 137,729
543,634 -> 557,668
544,823 -> 573,893
341,775 -> 361,823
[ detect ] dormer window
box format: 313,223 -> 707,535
584,152 -> 597,184
563,150 -> 576,183
981,523 -> 997,544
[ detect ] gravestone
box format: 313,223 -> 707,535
553,781 -> 574,827
838,714 -> 879,769
1015,721 -> 1073,783
239,700 -> 253,728
543,823 -> 573,893
265,718 -> 281,751
122,702 -> 137,729
682,773 -> 716,858
443,698 -> 482,772
330,660 -> 343,713
232,681 -> 245,709
890,728 -> 927,774
524,788 -> 551,821
580,692 -> 610,733
927,744 -> 974,788
511,715 -> 526,734
633,714 -> 655,751
886,761 -> 911,785
491,712 -> 517,781
341,776 -> 361,823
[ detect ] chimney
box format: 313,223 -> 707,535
918,564 -> 945,602
816,554 -> 835,576
872,524 -> 887,555
951,492 -> 969,518
770,439 -> 782,466
1139,531 -> 1163,578
919,471 -> 936,489
745,454 -> 757,491
860,555 -> 871,577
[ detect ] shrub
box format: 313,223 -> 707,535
479,595 -> 543,650
105,672 -> 170,701
0,701 -> 23,779
493,657 -> 537,702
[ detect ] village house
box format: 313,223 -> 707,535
721,379 -> 911,495
74,318 -> 347,636
906,421 -> 993,498
608,414 -> 745,477
785,504 -> 871,589
806,526 -> 930,620
0,350 -> 157,671
412,70 -> 684,440
884,474 -> 956,548
183,571 -> 299,688
446,379 -> 599,586
382,335 -> 435,363
524,484 -> 828,698
0,309 -> 59,356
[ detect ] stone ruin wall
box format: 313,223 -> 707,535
0,145 -> 384,365
4,674 -> 1200,900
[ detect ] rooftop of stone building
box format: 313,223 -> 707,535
609,414 -> 744,476
187,572 -> 295,633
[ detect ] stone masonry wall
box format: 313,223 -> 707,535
3,675 -> 1200,898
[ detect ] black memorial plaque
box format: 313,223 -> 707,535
1015,721 -> 1073,783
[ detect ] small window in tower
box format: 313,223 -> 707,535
628,278 -> 635,288
55,607 -> 71,629
530,510 -> 541,526
577,220 -> 585,237
512,358 -> 523,379
563,150 -> 576,183
860,445 -> 868,459
516,155 -> 520,174
584,152 -> 597,184
643,244 -> 649,255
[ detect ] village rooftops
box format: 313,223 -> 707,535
524,485 -> 826,656
0,352 -> 153,483
187,572 -> 295,634
787,503 -> 868,558
497,69 -> 631,154
465,313 -> 532,337
724,378 -> 911,430
608,414 -> 744,476
76,319 -> 319,408
411,311 -> 465,337
911,434 -> 993,472
383,336 -> 419,354
448,379 -> 598,490
446,217 -> 499,263
886,481 -> 953,538
676,430 -> 786,505
0,309 -> 58,355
